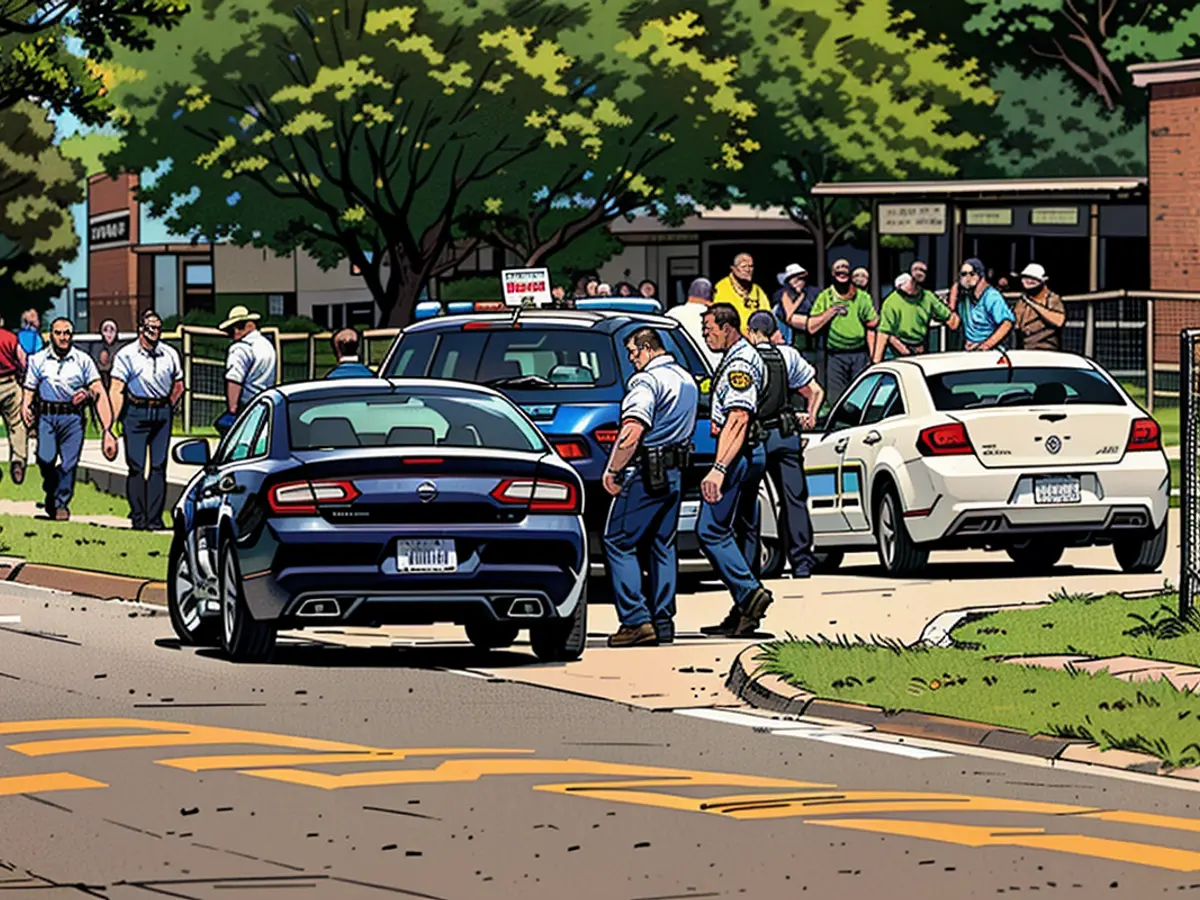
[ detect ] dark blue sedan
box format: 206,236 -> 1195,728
165,378 -> 588,663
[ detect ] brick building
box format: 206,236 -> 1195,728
1132,59 -> 1200,379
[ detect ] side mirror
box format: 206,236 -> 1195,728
172,438 -> 211,467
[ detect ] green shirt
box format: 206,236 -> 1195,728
810,286 -> 877,351
878,289 -> 953,345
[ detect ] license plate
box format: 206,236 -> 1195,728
396,539 -> 457,573
1034,475 -> 1081,505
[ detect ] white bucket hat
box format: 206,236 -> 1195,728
1020,263 -> 1047,282
777,263 -> 808,285
219,305 -> 262,331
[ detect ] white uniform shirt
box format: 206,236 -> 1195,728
711,337 -> 765,428
225,329 -> 277,405
111,341 -> 183,400
620,353 -> 699,449
666,302 -> 722,369
23,346 -> 100,403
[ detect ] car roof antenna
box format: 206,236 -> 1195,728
511,300 -> 524,328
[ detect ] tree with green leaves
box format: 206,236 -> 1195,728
104,0 -> 756,327
732,0 -> 994,279
456,1 -> 756,269
961,0 -> 1200,114
0,101 -> 83,320
0,0 -> 186,121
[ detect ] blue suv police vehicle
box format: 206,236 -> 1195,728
378,306 -> 784,579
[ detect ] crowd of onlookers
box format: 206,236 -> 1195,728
557,253 -> 1068,407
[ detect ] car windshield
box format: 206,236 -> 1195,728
287,391 -> 546,452
389,328 -> 618,388
925,366 -> 1126,410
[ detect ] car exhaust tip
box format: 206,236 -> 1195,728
507,597 -> 544,618
296,598 -> 343,617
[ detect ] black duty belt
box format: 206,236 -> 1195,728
759,413 -> 799,436
645,443 -> 691,470
37,400 -> 83,415
128,396 -> 172,408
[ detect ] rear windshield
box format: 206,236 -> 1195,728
288,391 -> 546,452
925,367 -> 1126,410
386,328 -> 618,388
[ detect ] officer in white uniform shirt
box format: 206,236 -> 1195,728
108,310 -> 185,531
21,318 -> 116,521
666,277 -> 721,370
218,305 -> 277,434
696,302 -> 774,638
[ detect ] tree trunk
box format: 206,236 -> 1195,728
380,275 -> 424,328
814,230 -> 828,286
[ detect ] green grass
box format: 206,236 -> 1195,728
758,588 -> 1200,768
1124,382 -> 1180,448
0,468 -> 130,517
0,515 -> 170,580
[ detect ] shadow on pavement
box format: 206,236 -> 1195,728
191,642 -> 559,670
837,561 -> 1120,581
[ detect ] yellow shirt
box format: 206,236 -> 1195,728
713,276 -> 772,335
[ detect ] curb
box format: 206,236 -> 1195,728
76,460 -> 186,511
725,647 -> 1172,772
0,556 -> 167,606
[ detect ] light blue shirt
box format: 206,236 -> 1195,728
325,360 -> 375,380
712,337 -> 765,428
775,344 -> 816,390
111,341 -> 183,399
621,353 -> 698,449
960,285 -> 1015,345
23,346 -> 100,403
17,326 -> 43,355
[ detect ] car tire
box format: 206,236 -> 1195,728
220,541 -> 276,663
874,489 -> 929,576
1114,521 -> 1168,574
1006,541 -> 1064,572
530,586 -> 587,663
465,621 -> 520,651
167,532 -> 220,647
759,537 -> 784,580
812,550 -> 844,574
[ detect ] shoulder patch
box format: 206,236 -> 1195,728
728,370 -> 752,391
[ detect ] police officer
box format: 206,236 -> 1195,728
746,310 -> 825,578
602,327 -> 698,647
697,302 -> 774,637
21,318 -> 116,521
216,305 -> 277,435
108,310 -> 185,531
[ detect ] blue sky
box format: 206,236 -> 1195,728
53,110 -> 191,297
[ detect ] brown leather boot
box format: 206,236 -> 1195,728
607,623 -> 658,648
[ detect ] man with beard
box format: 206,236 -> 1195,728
713,253 -> 772,335
108,310 -> 185,531
874,273 -> 960,363
1012,263 -> 1067,351
807,258 -> 879,405
22,318 -> 117,520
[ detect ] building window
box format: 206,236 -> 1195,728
347,302 -> 375,327
184,263 -> 214,286
74,289 -> 89,333
268,294 -> 286,317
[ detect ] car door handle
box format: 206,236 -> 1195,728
863,430 -> 883,446
834,437 -> 849,453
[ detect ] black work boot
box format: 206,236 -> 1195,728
701,605 -> 741,636
731,588 -> 774,637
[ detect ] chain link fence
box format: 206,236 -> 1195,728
1182,330 -> 1200,616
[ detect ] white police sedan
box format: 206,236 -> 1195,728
803,350 -> 1171,576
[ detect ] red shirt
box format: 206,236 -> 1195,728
0,329 -> 21,378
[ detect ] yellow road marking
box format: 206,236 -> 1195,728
1083,809 -> 1200,835
157,749 -> 534,772
0,772 -> 107,795
809,818 -> 1200,873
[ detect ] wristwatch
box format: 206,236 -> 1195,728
714,462 -> 728,475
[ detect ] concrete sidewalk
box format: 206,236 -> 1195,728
74,436 -> 200,509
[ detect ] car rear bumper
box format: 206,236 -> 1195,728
901,454 -> 1170,546
238,516 -> 587,625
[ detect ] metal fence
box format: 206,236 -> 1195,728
1182,330 -> 1200,616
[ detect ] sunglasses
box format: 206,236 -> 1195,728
959,269 -> 977,277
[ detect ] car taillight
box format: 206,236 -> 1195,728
1127,417 -> 1161,452
267,479 -> 361,515
490,478 -> 580,513
917,422 -> 973,457
552,439 -> 588,460
593,427 -> 619,447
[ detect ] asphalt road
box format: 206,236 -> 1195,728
5,585 -> 1200,898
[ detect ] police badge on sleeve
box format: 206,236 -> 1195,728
728,371 -> 752,390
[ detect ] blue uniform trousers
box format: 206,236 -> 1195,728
123,404 -> 172,530
698,443 -> 767,608
36,412 -> 85,512
764,429 -> 816,575
604,468 -> 683,633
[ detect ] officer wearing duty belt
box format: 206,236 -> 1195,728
602,327 -> 698,647
108,310 -> 185,531
746,310 -> 825,578
697,303 -> 774,638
